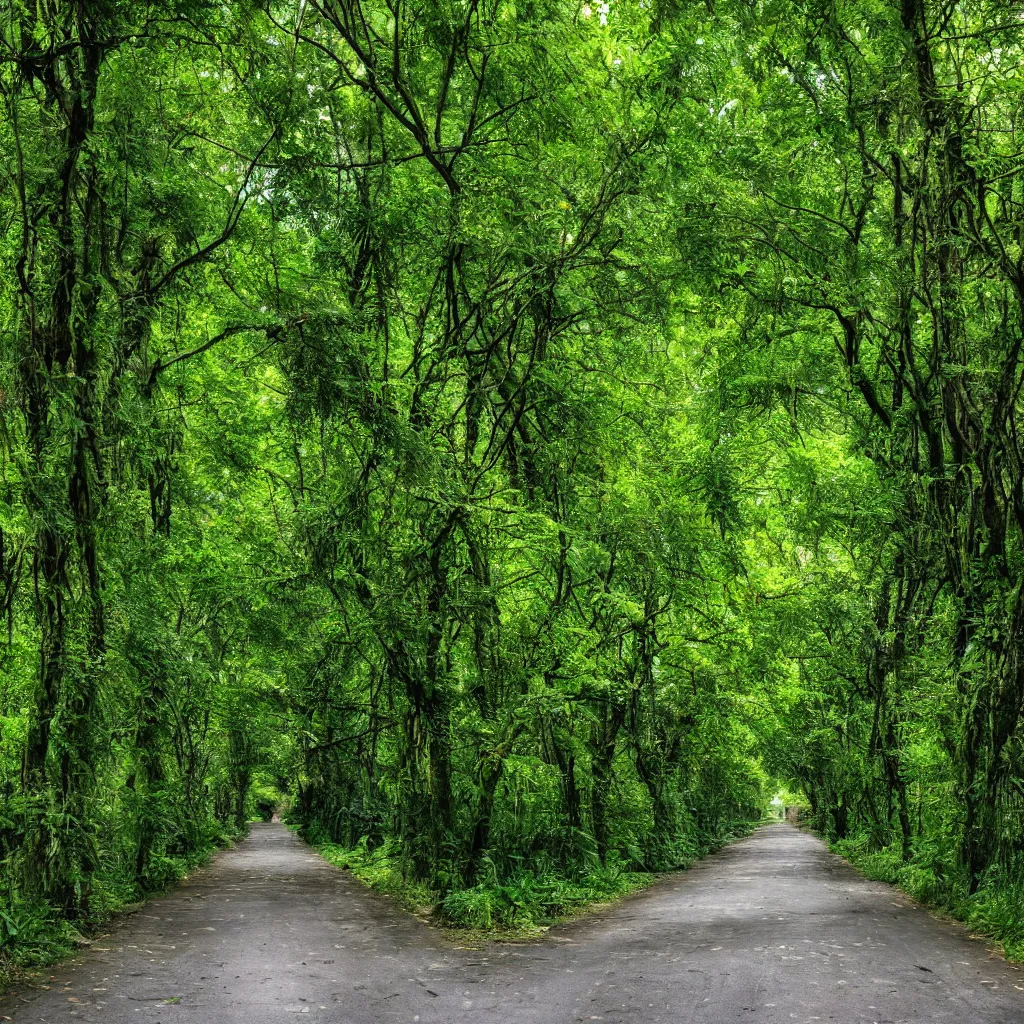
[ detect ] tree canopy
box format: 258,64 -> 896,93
3,0 -> 1024,956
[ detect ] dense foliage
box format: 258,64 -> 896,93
2,0 -> 1024,969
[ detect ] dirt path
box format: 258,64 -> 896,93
3,823 -> 1023,1023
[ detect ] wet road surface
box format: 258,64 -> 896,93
3,822 -> 1023,1023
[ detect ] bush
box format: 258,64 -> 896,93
309,828 -> 653,933
832,835 -> 1024,963
439,868 -> 652,930
0,890 -> 80,980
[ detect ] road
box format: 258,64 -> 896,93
3,822 -> 1023,1023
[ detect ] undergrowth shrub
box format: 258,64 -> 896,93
0,892 -> 78,966
832,835 -> 1024,962
439,868 -> 652,929
312,834 -> 435,915
0,821 -> 240,987
309,815 -> 762,933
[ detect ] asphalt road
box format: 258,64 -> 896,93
3,822 -> 1023,1023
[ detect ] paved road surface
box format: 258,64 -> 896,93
3,823 -> 1023,1023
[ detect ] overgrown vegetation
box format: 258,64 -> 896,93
313,832 -> 655,934
0,822 -> 239,990
833,837 -> 1024,962
2,0 -> 1024,978
309,813 -> 757,934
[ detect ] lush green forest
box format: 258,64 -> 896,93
3,0 -> 1024,967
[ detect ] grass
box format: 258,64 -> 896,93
0,891 -> 85,990
307,818 -> 765,941
0,830 -> 241,994
310,836 -> 654,939
439,868 -> 654,932
310,837 -> 439,920
831,835 -> 1024,962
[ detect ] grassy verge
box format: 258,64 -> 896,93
0,830 -> 242,994
311,838 -> 653,939
307,819 -> 764,941
0,892 -> 89,992
830,836 -> 1024,962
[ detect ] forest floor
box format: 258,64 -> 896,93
2,822 -> 1023,1024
